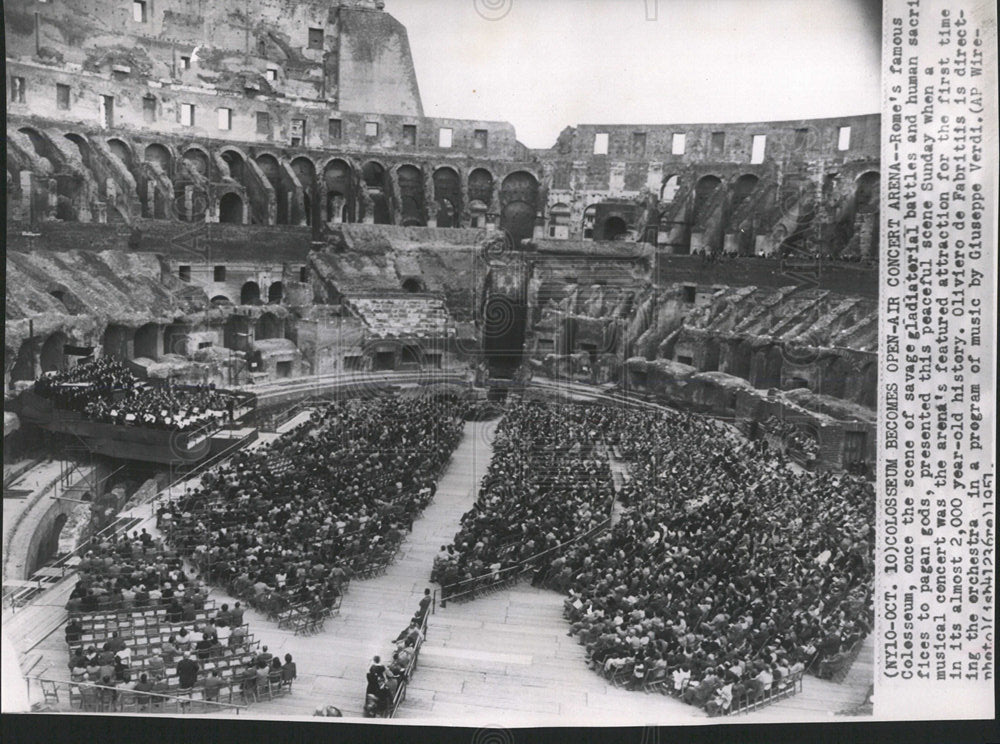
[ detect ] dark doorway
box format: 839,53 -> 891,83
268,282 -> 284,304
373,351 -> 395,371
219,193 -> 244,224
483,294 -> 527,379
240,281 -> 261,305
601,216 -> 628,240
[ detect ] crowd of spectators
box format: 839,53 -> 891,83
432,399 -> 615,596
66,527 -> 207,615
761,415 -> 820,461
559,405 -> 873,714
34,358 -> 237,431
439,399 -> 873,715
64,526 -> 273,704
164,395 -> 464,615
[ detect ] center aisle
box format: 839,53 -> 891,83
232,418 -> 497,718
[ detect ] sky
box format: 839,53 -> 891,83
387,0 -> 883,148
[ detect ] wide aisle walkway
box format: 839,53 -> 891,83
230,418 -> 497,718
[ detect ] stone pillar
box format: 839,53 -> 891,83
19,171 -> 33,223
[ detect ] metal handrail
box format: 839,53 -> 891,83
386,595 -> 432,718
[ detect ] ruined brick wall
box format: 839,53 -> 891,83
4,0 -> 412,111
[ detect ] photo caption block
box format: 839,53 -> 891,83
878,0 -> 996,720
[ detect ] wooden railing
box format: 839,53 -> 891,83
25,674 -> 248,715
387,591 -> 434,718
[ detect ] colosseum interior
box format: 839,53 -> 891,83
4,0 -> 881,726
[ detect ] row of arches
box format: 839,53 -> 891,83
6,312 -> 291,388
102,135 -> 542,233
228,281 -> 284,306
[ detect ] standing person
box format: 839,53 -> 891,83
417,588 -> 433,621
176,652 -> 199,691
281,654 -> 297,688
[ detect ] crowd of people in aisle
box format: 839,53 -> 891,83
439,398 -> 873,715
34,358 -> 237,431
164,395 -> 464,616
432,399 -> 615,596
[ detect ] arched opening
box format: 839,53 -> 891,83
267,282 -> 284,304
182,147 -> 210,177
854,171 -> 880,214
219,193 -> 244,224
256,312 -> 282,340
397,165 -> 425,226
134,323 -> 159,360
102,324 -> 131,360
500,171 -> 539,246
401,277 -> 425,293
256,154 -> 288,224
19,128 -> 81,222
240,281 -> 261,305
144,143 -> 173,176
19,127 -> 54,166
582,205 -> 598,240
107,138 -> 133,169
64,133 -> 93,169
468,168 -> 494,218
660,174 -> 680,202
220,150 -> 245,183
362,161 -> 391,224
730,174 -> 760,212
211,295 -> 233,307
362,160 -> 386,189
433,167 -> 461,227
601,216 -> 629,241
33,512 -> 69,573
694,175 -> 722,221
40,332 -> 68,373
323,159 -> 354,223
49,289 -> 68,311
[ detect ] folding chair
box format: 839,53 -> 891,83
118,689 -> 139,712
40,679 -> 61,705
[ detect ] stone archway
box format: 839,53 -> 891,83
240,281 -> 262,305
500,171 -> 539,246
219,192 -> 244,224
